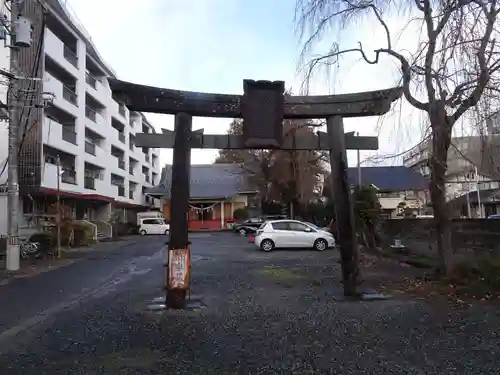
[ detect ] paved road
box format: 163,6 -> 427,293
0,233 -> 499,374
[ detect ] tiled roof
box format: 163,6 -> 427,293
347,166 -> 428,191
147,164 -> 256,198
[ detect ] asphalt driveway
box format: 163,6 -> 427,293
0,232 -> 498,374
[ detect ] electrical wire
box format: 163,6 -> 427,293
16,10 -> 46,158
0,6 -> 46,181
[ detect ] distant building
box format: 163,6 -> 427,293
347,166 -> 428,218
403,136 -> 500,205
147,164 -> 259,230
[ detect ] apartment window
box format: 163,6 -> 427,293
63,86 -> 77,106
63,45 -> 78,67
85,71 -> 97,89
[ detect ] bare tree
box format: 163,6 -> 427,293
296,0 -> 500,276
215,119 -> 325,211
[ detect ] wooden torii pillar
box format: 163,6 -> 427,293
109,78 -> 402,307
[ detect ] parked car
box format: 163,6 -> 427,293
232,218 -> 263,236
254,219 -> 336,252
138,218 -> 170,235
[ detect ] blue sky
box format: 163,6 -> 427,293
66,0 -> 419,166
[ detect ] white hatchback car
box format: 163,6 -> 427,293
254,220 -> 336,252
138,218 -> 170,235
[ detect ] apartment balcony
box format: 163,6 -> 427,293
42,117 -> 79,154
63,45 -> 78,68
42,163 -> 78,192
118,104 -> 126,118
145,154 -> 150,163
61,168 -> 76,184
60,127 -> 76,145
84,140 -> 96,155
129,190 -> 134,199
44,29 -> 79,74
84,177 -> 95,190
118,159 -> 126,170
144,174 -> 150,183
85,106 -> 97,122
62,86 -> 77,106
118,132 -> 126,143
129,166 -> 135,175
43,73 -> 79,116
117,186 -> 125,197
84,143 -> 107,167
85,71 -> 97,89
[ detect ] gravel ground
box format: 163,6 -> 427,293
0,233 -> 498,374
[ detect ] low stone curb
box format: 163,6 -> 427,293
64,239 -> 137,254
0,259 -> 76,287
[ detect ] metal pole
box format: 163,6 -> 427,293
6,51 -> 20,271
327,116 -> 360,297
356,132 -> 361,186
167,112 -> 192,309
56,155 -> 61,259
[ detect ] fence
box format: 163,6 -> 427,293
380,219 -> 500,259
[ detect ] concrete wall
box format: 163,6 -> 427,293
381,219 -> 500,259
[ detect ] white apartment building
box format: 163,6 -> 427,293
2,0 -> 161,236
403,136 -> 500,216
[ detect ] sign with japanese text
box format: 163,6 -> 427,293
168,248 -> 191,290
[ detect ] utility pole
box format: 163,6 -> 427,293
6,51 -> 20,271
3,3 -> 39,271
356,132 -> 361,187
56,155 -> 61,259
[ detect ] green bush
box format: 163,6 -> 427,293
233,207 -> 249,220
449,257 -> 500,294
72,222 -> 95,247
29,232 -> 55,254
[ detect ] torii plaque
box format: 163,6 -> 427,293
109,78 -> 402,308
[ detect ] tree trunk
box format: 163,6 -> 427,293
429,119 -> 455,276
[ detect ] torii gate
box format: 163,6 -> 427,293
109,79 -> 402,309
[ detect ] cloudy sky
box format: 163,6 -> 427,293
65,0 -> 425,166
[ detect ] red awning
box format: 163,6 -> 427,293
37,188 -> 114,202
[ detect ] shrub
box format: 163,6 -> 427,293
72,222 -> 95,247
449,257 -> 500,294
29,232 -> 55,254
233,208 -> 249,221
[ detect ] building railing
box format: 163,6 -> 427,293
62,126 -> 77,144
118,132 -> 125,143
61,168 -> 76,184
85,106 -> 97,122
85,141 -> 96,155
85,71 -> 97,89
118,105 -> 126,117
118,159 -> 125,170
63,86 -> 77,105
84,177 -> 95,190
63,45 -> 78,67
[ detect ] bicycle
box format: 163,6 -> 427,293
20,239 -> 40,259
